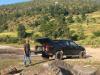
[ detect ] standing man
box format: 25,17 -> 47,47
23,39 -> 32,66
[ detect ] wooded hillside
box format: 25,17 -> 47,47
0,0 -> 100,47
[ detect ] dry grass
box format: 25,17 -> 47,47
88,11 -> 100,18
0,32 -> 17,37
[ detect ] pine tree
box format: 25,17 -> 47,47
17,24 -> 26,38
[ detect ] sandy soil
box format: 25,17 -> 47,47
85,47 -> 100,61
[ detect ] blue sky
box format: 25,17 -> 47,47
0,0 -> 31,5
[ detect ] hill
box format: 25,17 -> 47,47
0,0 -> 100,47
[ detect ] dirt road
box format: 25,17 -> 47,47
86,47 -> 100,61
0,45 -> 100,61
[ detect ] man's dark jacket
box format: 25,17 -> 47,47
24,43 -> 31,57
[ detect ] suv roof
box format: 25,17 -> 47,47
35,37 -> 74,45
35,37 -> 53,44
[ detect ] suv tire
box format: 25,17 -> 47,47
55,51 -> 63,60
79,51 -> 86,58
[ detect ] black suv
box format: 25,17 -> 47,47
35,38 -> 86,59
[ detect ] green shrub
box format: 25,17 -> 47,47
70,30 -> 84,41
32,34 -> 42,39
7,37 -> 19,43
0,36 -> 19,43
78,36 -> 100,48
93,31 -> 100,37
71,33 -> 79,41
17,24 -> 26,38
18,39 -> 25,44
26,32 -> 33,38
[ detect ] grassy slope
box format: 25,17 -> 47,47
0,11 -> 99,47
0,11 -> 99,37
0,0 -> 99,47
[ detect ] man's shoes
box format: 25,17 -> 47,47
29,64 -> 32,66
24,65 -> 28,67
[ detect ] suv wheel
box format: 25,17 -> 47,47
42,51 -> 49,59
55,51 -> 63,60
79,51 -> 86,58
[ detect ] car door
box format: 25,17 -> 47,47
63,41 -> 73,55
69,41 -> 79,55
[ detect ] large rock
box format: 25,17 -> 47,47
48,60 -> 73,75
95,68 -> 100,75
0,66 -> 22,75
73,65 -> 97,75
32,60 -> 73,75
40,60 -> 98,75
19,60 -> 99,75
